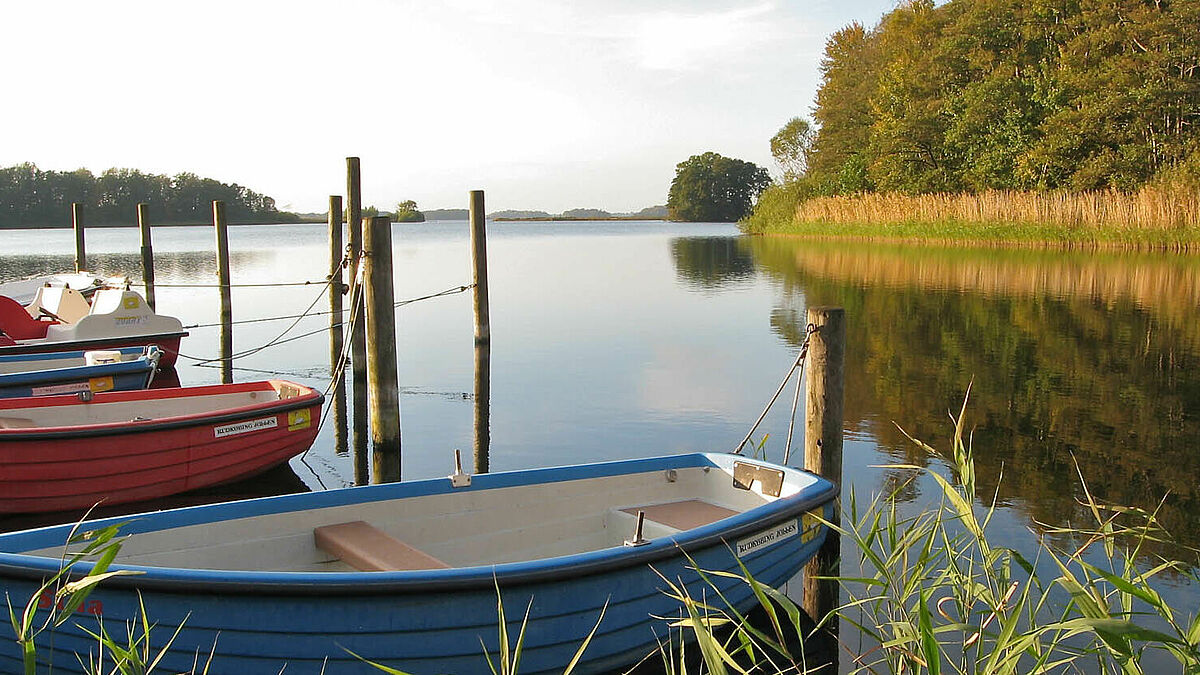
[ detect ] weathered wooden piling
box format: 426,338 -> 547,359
346,157 -> 369,473
137,203 -> 156,311
71,203 -> 86,272
802,306 -> 845,656
213,200 -> 233,384
328,195 -> 348,456
363,215 -> 401,483
469,190 -> 490,345
470,190 -> 491,473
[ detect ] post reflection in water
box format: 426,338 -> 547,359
473,341 -> 491,474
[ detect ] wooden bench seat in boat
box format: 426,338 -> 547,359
314,521 -> 449,572
621,499 -> 739,531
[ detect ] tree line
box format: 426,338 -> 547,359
0,163 -> 295,228
772,0 -> 1200,198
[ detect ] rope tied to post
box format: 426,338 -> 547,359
733,322 -> 817,464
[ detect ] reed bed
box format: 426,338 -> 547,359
749,184 -> 1200,246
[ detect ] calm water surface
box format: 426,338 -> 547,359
2,222 -> 1198,666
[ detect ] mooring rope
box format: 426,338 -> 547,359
137,280 -> 329,288
180,284 -> 473,330
733,323 -> 816,464
175,274 -> 337,365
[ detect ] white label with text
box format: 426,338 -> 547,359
213,416 -> 277,438
736,519 -> 799,557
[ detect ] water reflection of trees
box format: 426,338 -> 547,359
0,250 -> 272,284
669,237 -> 757,290
748,238 -> 1200,559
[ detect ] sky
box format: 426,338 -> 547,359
1,0 -> 898,214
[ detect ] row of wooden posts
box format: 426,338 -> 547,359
66,159 -> 493,487
68,162 -> 841,658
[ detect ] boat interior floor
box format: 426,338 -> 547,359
34,465 -> 797,573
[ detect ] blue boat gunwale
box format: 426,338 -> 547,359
0,453 -> 838,596
0,346 -> 159,387
0,345 -> 154,365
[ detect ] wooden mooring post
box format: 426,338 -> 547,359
328,195 -> 348,456
346,157 -> 369,481
137,203 -> 156,311
213,200 -> 233,384
363,215 -> 401,483
802,306 -> 845,662
469,190 -> 491,473
72,203 -> 86,272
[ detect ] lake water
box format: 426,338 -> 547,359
2,221 -> 1198,668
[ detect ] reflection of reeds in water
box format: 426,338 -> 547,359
791,186 -> 1200,240
772,242 -> 1200,327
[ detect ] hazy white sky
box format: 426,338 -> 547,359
1,0 -> 896,214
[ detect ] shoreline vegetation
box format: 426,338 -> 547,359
743,183 -> 1200,248
746,0 -> 1200,248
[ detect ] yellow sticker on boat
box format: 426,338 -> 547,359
123,296 -> 140,309
736,518 -> 799,557
801,510 -> 822,544
89,376 -> 114,393
287,409 -> 311,431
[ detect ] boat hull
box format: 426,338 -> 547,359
0,346 -> 160,398
0,381 -> 323,513
0,454 -> 836,674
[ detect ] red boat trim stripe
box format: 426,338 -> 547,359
0,394 -> 323,441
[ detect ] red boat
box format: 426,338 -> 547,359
0,286 -> 187,367
0,380 -> 324,513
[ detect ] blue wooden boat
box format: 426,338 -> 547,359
0,345 -> 160,398
0,453 -> 837,674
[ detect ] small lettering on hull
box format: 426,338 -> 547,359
214,416 -> 278,438
32,381 -> 91,396
736,519 -> 799,557
40,590 -> 102,616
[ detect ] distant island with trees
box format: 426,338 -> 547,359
346,204 -> 670,222
0,163 -> 296,229
743,0 -> 1200,245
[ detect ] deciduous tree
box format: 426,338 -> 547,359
667,152 -> 771,222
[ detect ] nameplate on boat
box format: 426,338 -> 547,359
115,315 -> 148,327
32,381 -> 92,397
736,518 -> 798,557
213,416 -> 278,438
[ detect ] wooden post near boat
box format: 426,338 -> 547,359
347,157 -> 369,481
469,190 -> 490,345
137,203 -> 156,311
469,190 -> 491,473
328,195 -> 348,456
363,215 -> 401,483
802,305 -> 845,661
72,203 -> 86,272
213,200 -> 233,385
